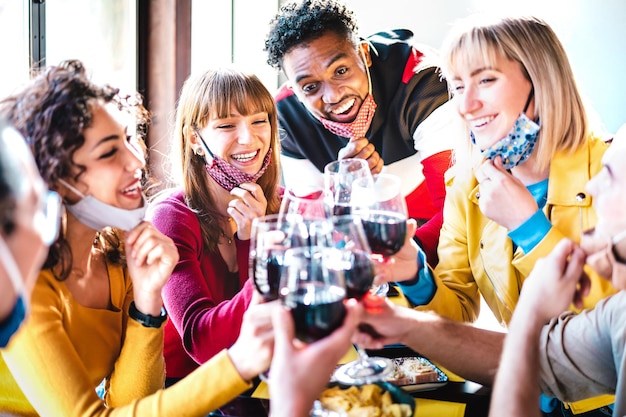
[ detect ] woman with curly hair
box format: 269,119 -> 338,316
0,60 -> 275,416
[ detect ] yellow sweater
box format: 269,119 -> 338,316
0,264 -> 250,416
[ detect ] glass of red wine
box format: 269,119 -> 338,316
328,215 -> 395,385
351,173 -> 408,296
249,213 -> 306,301
280,241 -> 347,344
323,158 -> 373,216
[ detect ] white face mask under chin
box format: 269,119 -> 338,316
59,179 -> 147,231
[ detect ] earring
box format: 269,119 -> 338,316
194,147 -> 204,156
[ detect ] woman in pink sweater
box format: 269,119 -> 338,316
147,67 -> 282,384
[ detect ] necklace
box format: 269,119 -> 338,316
221,217 -> 234,245
221,231 -> 233,245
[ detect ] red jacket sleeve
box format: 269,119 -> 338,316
413,150 -> 452,267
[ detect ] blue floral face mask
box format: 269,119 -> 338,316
472,113 -> 540,170
470,90 -> 540,170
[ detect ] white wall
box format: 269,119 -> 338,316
344,0 -> 626,134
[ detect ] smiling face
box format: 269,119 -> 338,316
281,31 -> 370,123
192,104 -> 272,177
64,103 -> 145,210
449,55 -> 534,151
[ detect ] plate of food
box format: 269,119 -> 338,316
316,382 -> 415,417
384,356 -> 448,392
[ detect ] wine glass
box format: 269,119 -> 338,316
279,187 -> 328,220
323,158 -> 373,216
280,238 -> 347,343
328,215 -> 394,385
352,173 -> 408,295
249,213 -> 305,301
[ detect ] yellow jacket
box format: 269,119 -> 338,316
0,264 -> 250,416
414,136 -> 617,413
421,136 -> 616,325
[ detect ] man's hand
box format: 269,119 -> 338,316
337,137 -> 383,175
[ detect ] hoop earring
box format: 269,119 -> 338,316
194,146 -> 204,156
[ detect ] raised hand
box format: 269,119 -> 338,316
228,291 -> 277,381
228,182 -> 268,240
517,238 -> 589,324
337,137 -> 383,175
124,221 -> 179,315
268,299 -> 363,417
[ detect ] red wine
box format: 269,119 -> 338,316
285,283 -> 346,343
251,251 -> 283,301
332,204 -> 352,216
360,211 -> 407,256
343,250 -> 375,299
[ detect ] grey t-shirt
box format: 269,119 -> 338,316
539,290 -> 626,415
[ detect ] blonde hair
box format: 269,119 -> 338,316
441,14 -> 589,173
169,67 -> 281,253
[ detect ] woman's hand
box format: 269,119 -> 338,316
228,292 -> 277,381
125,221 -> 179,315
475,157 -> 538,230
228,182 -> 267,240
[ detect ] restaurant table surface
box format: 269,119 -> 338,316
208,286 -> 492,417
208,346 -> 492,417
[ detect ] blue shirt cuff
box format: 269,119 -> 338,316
397,248 -> 437,305
0,295 -> 26,348
508,210 -> 552,254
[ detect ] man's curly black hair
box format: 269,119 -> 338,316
264,0 -> 359,71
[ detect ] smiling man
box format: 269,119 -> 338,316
264,0 -> 464,266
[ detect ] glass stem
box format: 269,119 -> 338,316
356,344 -> 370,363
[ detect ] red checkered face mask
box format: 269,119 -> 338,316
196,131 -> 271,191
320,94 -> 377,139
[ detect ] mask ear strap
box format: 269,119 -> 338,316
58,179 -> 85,199
523,87 -> 535,113
195,130 -> 216,159
0,234 -> 25,297
359,41 -> 373,95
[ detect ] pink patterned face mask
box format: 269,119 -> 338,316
320,94 -> 377,139
196,131 -> 272,191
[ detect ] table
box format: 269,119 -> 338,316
209,289 -> 492,417
208,345 -> 491,417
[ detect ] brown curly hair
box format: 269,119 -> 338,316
0,59 -> 151,280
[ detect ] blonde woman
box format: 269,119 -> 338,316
382,15 -> 615,415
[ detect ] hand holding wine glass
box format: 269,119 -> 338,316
352,173 -> 408,290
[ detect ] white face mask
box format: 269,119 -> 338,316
59,179 -> 146,231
